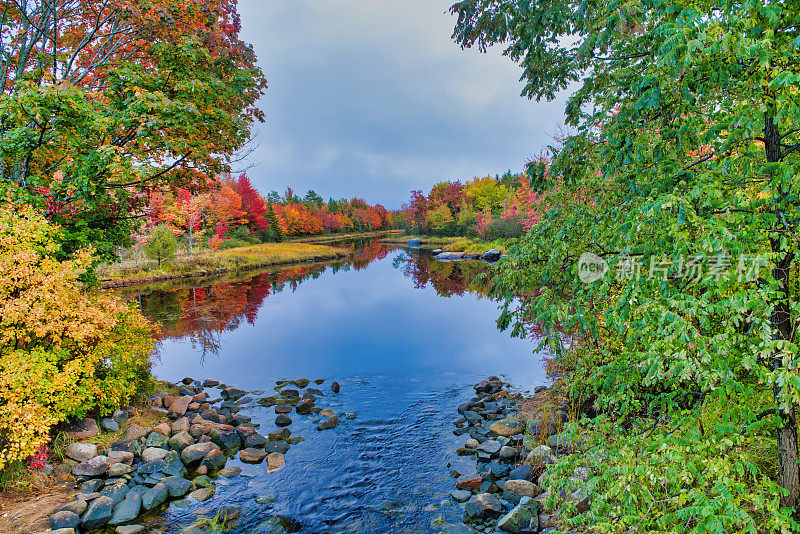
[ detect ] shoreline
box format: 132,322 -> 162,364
101,249 -> 348,290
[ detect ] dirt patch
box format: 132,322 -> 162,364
0,487 -> 75,534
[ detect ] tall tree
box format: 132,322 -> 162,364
452,0 -> 800,525
0,0 -> 267,259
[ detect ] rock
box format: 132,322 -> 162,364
152,422 -> 171,436
100,418 -> 120,432
210,428 -> 241,451
50,511 -> 80,530
116,525 -> 145,534
203,379 -> 220,387
464,438 -> 480,449
167,395 -> 193,416
162,476 -> 192,498
296,399 -> 315,414
202,449 -> 227,472
189,486 -> 216,501
73,456 -> 110,477
109,494 -> 142,525
319,408 -> 335,417
219,466 -> 242,478
330,381 -> 340,393
265,441 -> 290,454
80,495 -> 114,529
503,480 -> 540,500
450,489 -> 472,503
269,428 -> 291,441
525,445 -> 555,465
478,440 -> 502,455
407,238 -> 422,247
108,450 -> 134,464
509,465 -> 536,481
293,378 -> 310,388
482,249 -> 502,262
275,414 -> 292,427
465,493 -> 502,517
317,416 -> 339,431
222,387 -> 246,401
141,447 -> 169,463
65,443 -> 98,462
136,458 -> 166,474
275,404 -> 293,414
456,474 -> 483,490
172,417 -> 190,433
141,483 -> 168,511
58,500 -> 88,516
489,416 -> 525,437
107,462 -> 132,478
239,448 -> 268,463
267,452 -> 285,470
498,496 -> 539,532
65,417 -> 100,440
123,424 -> 148,442
145,432 -> 169,449
245,433 -> 267,448
168,430 -> 194,452
499,446 -> 517,461
180,442 -> 219,465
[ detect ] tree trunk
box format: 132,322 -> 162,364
765,111 -> 800,508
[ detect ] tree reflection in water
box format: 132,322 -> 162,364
119,239 -> 493,360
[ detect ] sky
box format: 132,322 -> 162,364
235,0 -> 567,209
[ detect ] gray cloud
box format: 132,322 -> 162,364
236,0 -> 566,207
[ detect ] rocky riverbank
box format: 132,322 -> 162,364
443,377 -> 586,534
31,377 -> 345,534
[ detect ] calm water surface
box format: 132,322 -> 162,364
126,241 -> 546,533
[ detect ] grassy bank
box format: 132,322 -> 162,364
381,233 -> 514,254
289,229 -> 403,244
100,242 -> 347,288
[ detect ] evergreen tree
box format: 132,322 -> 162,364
266,202 -> 284,243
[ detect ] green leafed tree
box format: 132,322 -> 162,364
144,225 -> 177,267
451,0 -> 800,528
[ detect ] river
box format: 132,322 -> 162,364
122,239 -> 546,533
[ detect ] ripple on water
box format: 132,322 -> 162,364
147,375 -> 480,533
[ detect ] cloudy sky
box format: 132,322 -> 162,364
236,0 -> 567,208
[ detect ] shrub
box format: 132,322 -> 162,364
0,204 -> 155,470
145,224 -> 177,266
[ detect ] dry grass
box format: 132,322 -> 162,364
289,230 -> 402,244
100,242 -> 346,287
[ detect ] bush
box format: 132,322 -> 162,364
145,224 -> 177,266
0,204 -> 155,470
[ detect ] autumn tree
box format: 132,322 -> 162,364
0,0 -> 267,260
234,174 -> 267,232
174,190 -> 211,261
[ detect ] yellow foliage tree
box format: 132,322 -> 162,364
0,204 -> 155,469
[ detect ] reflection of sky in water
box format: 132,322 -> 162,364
150,252 -> 547,390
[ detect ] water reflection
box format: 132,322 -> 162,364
118,239 -> 547,533
122,240 -> 494,360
